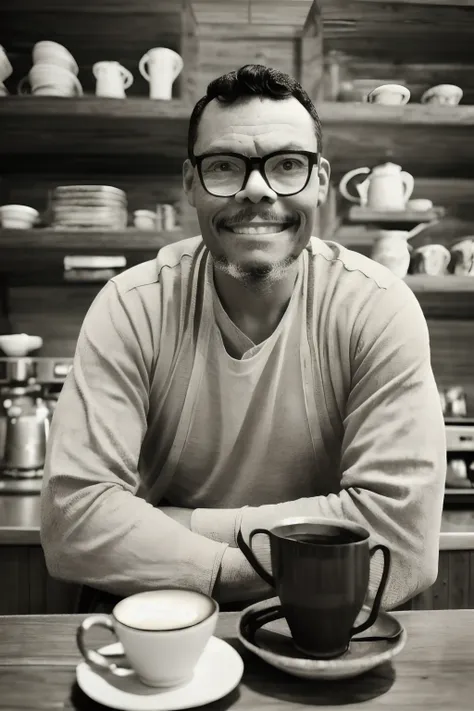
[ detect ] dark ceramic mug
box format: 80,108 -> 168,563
237,517 -> 391,659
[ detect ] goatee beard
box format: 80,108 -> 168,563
212,254 -> 298,293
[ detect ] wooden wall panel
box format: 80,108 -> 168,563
319,0 -> 474,63
195,36 -> 299,98
0,545 -> 79,615
397,550 -> 474,611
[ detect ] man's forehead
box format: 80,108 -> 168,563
195,96 -> 317,152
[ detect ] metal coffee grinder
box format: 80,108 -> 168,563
0,334 -> 73,492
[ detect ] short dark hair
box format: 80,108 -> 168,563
187,64 -> 323,160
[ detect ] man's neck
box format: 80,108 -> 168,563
212,259 -> 301,344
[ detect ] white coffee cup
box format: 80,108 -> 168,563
18,63 -> 83,97
139,47 -> 183,100
0,82 -> 8,97
32,41 -> 79,76
421,84 -> 463,106
77,589 -> 218,688
0,45 -> 13,83
93,61 -> 133,98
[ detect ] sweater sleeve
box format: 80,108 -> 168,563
192,280 -> 447,609
40,280 -> 227,598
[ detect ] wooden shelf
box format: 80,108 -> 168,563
0,228 -> 186,283
347,206 -> 443,224
0,98 -> 473,175
0,97 -> 191,173
0,228 -> 185,252
404,275 -> 474,291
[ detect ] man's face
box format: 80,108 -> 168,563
183,95 -> 330,284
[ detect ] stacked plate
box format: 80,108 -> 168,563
49,185 -> 128,230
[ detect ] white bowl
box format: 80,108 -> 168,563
0,204 -> 39,229
0,334 -> 43,357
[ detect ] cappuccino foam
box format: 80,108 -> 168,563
114,589 -> 215,631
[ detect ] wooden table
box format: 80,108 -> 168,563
0,610 -> 473,710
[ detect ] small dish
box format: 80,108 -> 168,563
238,596 -> 406,681
366,84 -> 411,105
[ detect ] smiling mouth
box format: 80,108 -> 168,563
223,222 -> 295,235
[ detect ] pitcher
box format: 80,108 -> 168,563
371,222 -> 438,278
139,47 -> 183,100
339,162 -> 414,210
93,61 -> 133,98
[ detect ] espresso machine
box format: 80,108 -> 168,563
0,357 -> 73,493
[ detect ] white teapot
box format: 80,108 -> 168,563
339,162 -> 414,211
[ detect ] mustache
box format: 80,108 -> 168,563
218,209 -> 297,227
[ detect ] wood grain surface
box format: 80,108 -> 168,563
0,610 -> 474,710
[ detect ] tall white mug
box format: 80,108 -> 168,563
139,47 -> 183,100
93,61 -> 133,98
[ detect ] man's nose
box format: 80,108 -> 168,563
234,168 -> 277,203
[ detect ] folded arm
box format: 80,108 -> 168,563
41,281 -> 260,602
191,281 -> 447,608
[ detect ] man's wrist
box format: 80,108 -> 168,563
191,507 -> 245,545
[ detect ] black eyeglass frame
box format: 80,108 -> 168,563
190,150 -> 321,197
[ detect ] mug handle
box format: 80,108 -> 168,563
71,74 -> 83,97
237,528 -> 275,587
76,614 -> 123,672
139,53 -> 150,81
350,544 -> 391,636
120,65 -> 134,90
172,55 -> 184,81
17,75 -> 29,95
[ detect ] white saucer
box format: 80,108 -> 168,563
76,636 -> 244,711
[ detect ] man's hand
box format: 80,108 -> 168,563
159,506 -> 193,529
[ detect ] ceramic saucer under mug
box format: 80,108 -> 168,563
238,596 -> 406,681
76,636 -> 243,711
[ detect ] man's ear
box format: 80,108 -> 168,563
183,158 -> 196,207
316,157 -> 331,206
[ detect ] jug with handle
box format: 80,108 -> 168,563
139,47 -> 183,100
339,162 -> 414,210
371,221 -> 439,278
93,61 -> 133,98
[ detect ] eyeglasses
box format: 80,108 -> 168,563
190,150 -> 320,198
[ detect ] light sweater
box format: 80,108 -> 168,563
40,236 -> 446,609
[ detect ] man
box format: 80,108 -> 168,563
40,64 -> 446,613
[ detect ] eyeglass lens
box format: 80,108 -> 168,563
200,153 -> 310,196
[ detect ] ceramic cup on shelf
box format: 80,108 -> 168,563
93,61 -> 133,98
0,82 -> 9,97
17,63 -> 83,97
421,84 -> 463,106
0,204 -> 39,229
411,244 -> 451,275
366,83 -> 411,105
32,40 -> 79,76
133,209 -> 156,230
77,589 -> 218,688
0,45 -> 13,83
449,238 -> 474,275
139,47 -> 183,100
